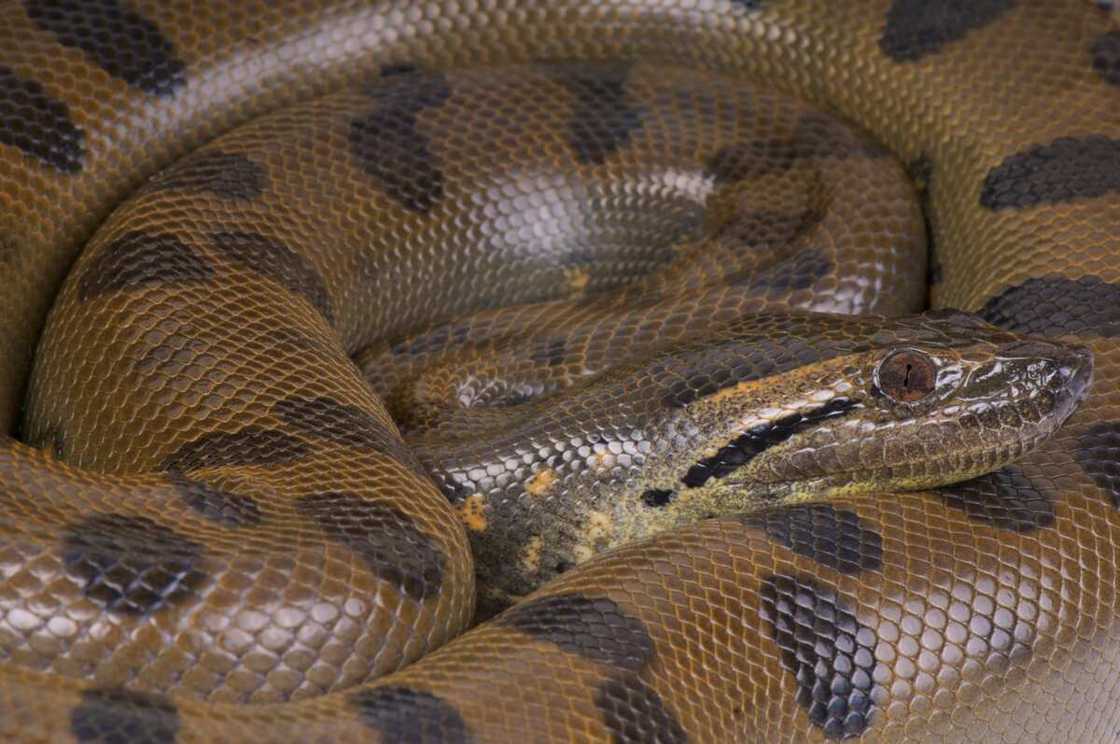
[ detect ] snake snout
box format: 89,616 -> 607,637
1010,339 -> 1094,402
1057,345 -> 1094,401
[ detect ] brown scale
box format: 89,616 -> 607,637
0,1 -> 1116,743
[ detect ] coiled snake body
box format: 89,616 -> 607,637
0,1 -> 1117,741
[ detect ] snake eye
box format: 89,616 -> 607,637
876,350 -> 937,402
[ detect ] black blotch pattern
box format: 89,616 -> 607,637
351,686 -> 472,743
980,136 -> 1120,210
160,426 -> 309,472
78,231 -> 212,301
661,336 -> 861,409
1075,422 -> 1120,508
495,594 -> 653,671
62,514 -> 205,616
641,489 -> 675,508
530,337 -> 569,368
718,209 -> 823,251
879,0 -> 1015,62
71,688 -> 180,744
350,69 -> 451,213
938,467 -> 1055,531
706,113 -> 882,184
26,0 -> 185,97
147,151 -> 267,200
760,574 -> 878,740
594,675 -> 688,744
210,231 -> 334,325
556,65 -> 645,165
683,399 -> 858,488
742,504 -> 883,573
389,324 -> 471,356
1093,31 -> 1120,87
978,275 -> 1120,337
167,471 -> 262,528
0,65 -> 85,172
273,395 -> 409,460
296,492 -> 444,600
741,248 -> 832,292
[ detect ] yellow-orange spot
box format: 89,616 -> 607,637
573,510 -> 614,563
520,535 -> 544,575
526,468 -> 558,496
590,451 -> 613,472
457,493 -> 488,532
565,266 -> 590,293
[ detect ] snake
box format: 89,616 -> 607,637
0,0 -> 1117,741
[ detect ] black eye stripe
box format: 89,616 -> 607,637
682,398 -> 858,488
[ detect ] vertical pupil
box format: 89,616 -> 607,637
904,363 -> 912,387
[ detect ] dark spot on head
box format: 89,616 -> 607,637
660,336 -> 861,408
760,574 -> 879,740
62,514 -> 206,616
351,686 -> 472,743
742,505 -> 883,573
495,594 -> 653,671
78,231 -> 212,301
1076,422 -> 1120,508
296,492 -> 444,601
980,136 -> 1120,210
553,64 -> 645,165
683,398 -> 858,488
978,275 -> 1120,337
530,337 -> 569,368
938,467 -> 1056,530
273,396 -> 409,460
1092,31 -> 1120,86
350,71 -> 451,213
390,324 -> 472,356
879,0 -> 1016,62
71,688 -> 179,744
210,231 -> 334,325
0,64 -> 84,172
641,489 -> 675,508
147,151 -> 268,200
594,675 -> 687,744
160,426 -> 309,472
26,0 -> 185,96
167,471 -> 263,528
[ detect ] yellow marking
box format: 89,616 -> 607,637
526,468 -> 558,496
457,493 -> 488,532
520,535 -> 544,575
573,510 -> 614,563
565,266 -> 590,293
590,451 -> 613,472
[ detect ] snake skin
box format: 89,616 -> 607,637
0,1 -> 1118,742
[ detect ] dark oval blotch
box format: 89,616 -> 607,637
62,514 -> 206,616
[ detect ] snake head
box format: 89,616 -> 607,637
657,310 -> 1092,507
